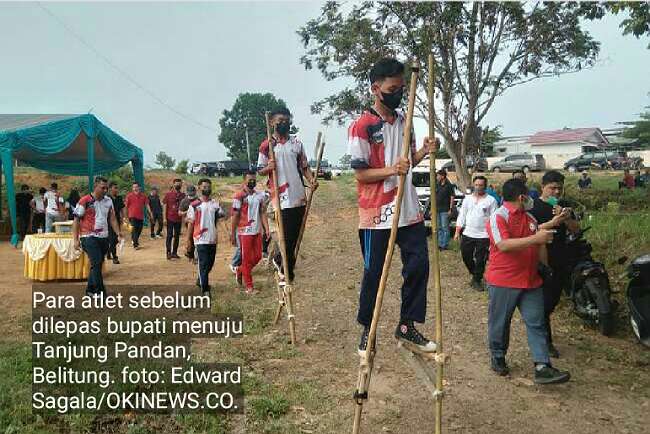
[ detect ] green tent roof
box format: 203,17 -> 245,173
0,114 -> 144,246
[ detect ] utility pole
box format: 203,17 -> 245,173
245,125 -> 251,168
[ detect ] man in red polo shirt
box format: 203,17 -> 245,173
124,182 -> 153,249
163,178 -> 185,260
485,178 -> 571,385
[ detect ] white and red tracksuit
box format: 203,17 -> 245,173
232,189 -> 266,289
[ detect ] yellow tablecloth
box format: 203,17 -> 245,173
22,234 -> 90,281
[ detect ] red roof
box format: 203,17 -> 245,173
527,128 -> 607,146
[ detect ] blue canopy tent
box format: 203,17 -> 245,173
0,114 -> 144,246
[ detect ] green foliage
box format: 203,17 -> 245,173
578,2 -> 650,48
298,2 -> 600,187
154,151 -> 176,170
584,211 -> 650,290
435,147 -> 451,159
563,176 -> 650,212
480,125 -> 503,157
338,153 -> 352,167
565,188 -> 649,212
622,108 -> 650,149
175,159 -> 190,174
106,164 -> 136,191
218,93 -> 289,160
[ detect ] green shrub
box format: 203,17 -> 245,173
564,187 -> 649,212
106,165 -> 135,191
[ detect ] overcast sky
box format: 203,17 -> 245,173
0,1 -> 648,165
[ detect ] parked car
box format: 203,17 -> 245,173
490,154 -> 546,173
442,155 -> 488,172
189,163 -> 202,175
309,159 -> 333,180
563,151 -> 644,173
214,160 -> 251,177
197,162 -> 218,176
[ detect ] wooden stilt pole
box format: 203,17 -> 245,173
352,62 -> 420,434
265,112 -> 297,344
294,132 -> 324,260
428,52 -> 445,434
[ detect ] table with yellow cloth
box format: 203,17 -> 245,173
22,233 -> 91,281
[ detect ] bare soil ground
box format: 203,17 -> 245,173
1,176 -> 649,433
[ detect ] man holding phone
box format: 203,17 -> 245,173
530,170 -> 579,358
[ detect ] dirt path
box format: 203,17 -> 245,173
1,178 -> 649,433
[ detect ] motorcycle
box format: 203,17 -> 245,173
620,254 -> 650,348
565,227 -> 615,336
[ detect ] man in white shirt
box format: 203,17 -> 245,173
72,176 -> 122,296
454,176 -> 498,291
186,178 -> 225,294
44,182 -> 65,232
257,106 -> 317,283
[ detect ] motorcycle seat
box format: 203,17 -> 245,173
573,261 -> 604,274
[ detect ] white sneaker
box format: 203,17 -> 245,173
229,264 -> 237,274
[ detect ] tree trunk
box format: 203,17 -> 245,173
447,139 -> 472,190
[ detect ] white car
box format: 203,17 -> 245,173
412,162 -> 465,229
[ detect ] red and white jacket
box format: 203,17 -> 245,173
186,198 -> 225,245
348,109 -> 422,229
232,189 -> 267,236
73,194 -> 114,238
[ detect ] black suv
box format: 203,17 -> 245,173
564,151 -> 644,172
214,160 -> 252,177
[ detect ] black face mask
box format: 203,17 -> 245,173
174,185 -> 181,191
380,87 -> 404,110
202,188 -> 211,197
247,180 -> 256,190
275,121 -> 291,136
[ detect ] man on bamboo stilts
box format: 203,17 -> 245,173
257,106 -> 317,282
349,58 -> 438,355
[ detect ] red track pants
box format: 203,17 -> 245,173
238,233 -> 262,289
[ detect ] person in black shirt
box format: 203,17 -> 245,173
15,184 -> 33,240
577,171 -> 592,190
107,182 -> 125,264
529,170 -> 579,358
148,186 -> 163,239
435,169 -> 455,250
67,188 -> 81,220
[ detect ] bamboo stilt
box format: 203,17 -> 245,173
428,52 -> 445,434
352,62 -> 420,434
265,112 -> 297,345
295,132 -> 324,260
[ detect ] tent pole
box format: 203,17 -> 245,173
87,135 -> 95,192
0,151 -> 19,246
